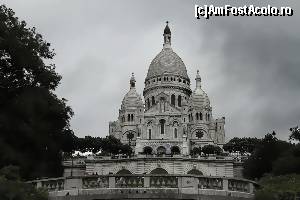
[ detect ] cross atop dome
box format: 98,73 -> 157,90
163,21 -> 171,48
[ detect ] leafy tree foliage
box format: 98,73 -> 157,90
0,165 -> 48,200
272,144 -> 300,176
0,5 -> 74,179
289,126 -> 300,141
243,132 -> 292,180
190,147 -> 201,156
143,146 -> 153,155
223,137 -> 260,155
202,145 -> 222,155
73,135 -> 132,156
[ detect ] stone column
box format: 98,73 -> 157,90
36,181 -> 42,189
144,176 -> 150,188
178,176 -> 183,189
109,176 -> 116,188
223,179 -> 228,191
249,182 -> 254,194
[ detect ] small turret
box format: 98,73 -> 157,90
130,72 -> 136,88
195,70 -> 201,89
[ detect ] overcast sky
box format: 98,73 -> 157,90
3,0 -> 300,140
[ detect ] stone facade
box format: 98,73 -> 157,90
109,23 -> 225,156
85,157 -> 234,177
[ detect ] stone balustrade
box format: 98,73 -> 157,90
28,175 -> 257,198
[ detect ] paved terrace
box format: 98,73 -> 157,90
28,174 -> 258,200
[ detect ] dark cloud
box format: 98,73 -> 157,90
3,0 -> 299,140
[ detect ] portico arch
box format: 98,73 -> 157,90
170,146 -> 180,155
187,169 -> 203,175
150,167 -> 168,174
143,146 -> 153,155
116,169 -> 132,175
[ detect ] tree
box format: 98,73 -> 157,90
223,137 -> 260,155
143,146 -> 153,155
0,165 -> 48,200
0,5 -> 73,179
289,126 -> 300,141
243,132 -> 292,180
120,144 -> 133,156
272,144 -> 300,176
190,147 -> 201,156
202,145 -> 222,155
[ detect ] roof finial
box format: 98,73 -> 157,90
163,21 -> 171,48
195,70 -> 201,88
130,72 -> 136,88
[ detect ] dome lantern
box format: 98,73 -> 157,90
195,70 -> 201,88
130,72 -> 136,88
163,21 -> 171,48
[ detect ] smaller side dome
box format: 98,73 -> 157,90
121,73 -> 143,109
191,70 -> 210,108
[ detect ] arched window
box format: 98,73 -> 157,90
200,112 -> 203,120
151,96 -> 155,106
178,95 -> 182,107
156,146 -> 167,155
174,128 -> 178,138
147,98 -> 150,109
196,113 -> 199,120
171,146 -> 180,155
159,119 -> 165,134
143,146 -> 153,155
187,169 -> 203,175
150,167 -> 168,174
131,114 -> 134,121
171,94 -> 175,106
127,114 -> 130,121
116,169 -> 132,175
208,114 -> 210,121
148,129 -> 151,139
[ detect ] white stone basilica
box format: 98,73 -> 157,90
109,23 -> 225,156
64,23 -> 241,178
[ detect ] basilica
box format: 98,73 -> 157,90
109,23 -> 225,156
64,23 -> 240,178
32,23 -> 256,198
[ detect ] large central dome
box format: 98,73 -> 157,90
145,23 -> 189,82
146,48 -> 189,81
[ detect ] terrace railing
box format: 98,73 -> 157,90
28,174 -> 257,195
